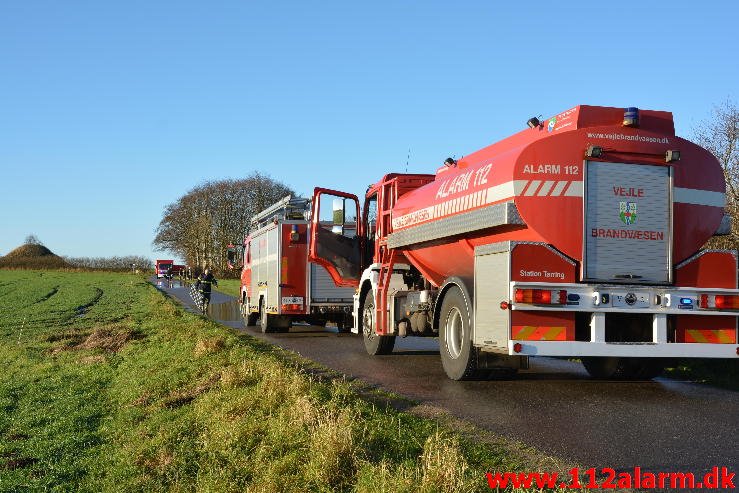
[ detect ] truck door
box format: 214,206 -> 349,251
584,161 -> 671,283
308,187 -> 361,287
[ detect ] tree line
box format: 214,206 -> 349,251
64,256 -> 154,270
153,172 -> 294,275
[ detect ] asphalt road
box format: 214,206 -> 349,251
154,277 -> 739,479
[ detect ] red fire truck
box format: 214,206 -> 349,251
307,105 -> 738,380
239,195 -> 356,333
156,260 -> 185,278
155,259 -> 174,278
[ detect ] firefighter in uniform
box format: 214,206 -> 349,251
195,268 -> 218,312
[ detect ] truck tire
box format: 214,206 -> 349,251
439,285 -> 482,380
582,357 -> 664,380
362,290 -> 395,355
336,316 -> 351,334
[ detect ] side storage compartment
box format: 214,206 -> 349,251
310,263 -> 355,303
474,243 -> 511,350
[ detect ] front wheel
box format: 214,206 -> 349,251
439,285 -> 483,380
362,290 -> 395,355
581,357 -> 664,380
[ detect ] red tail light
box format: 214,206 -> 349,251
515,289 -> 567,305
700,294 -> 739,309
716,296 -> 739,309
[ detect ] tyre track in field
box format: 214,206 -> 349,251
32,286 -> 59,305
75,288 -> 104,316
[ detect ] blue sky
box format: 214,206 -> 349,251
1,1 -> 737,261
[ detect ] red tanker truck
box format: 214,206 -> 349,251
307,105 -> 738,380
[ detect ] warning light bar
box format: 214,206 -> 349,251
700,294 -> 739,310
514,289 -> 567,305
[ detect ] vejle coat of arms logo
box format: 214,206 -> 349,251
619,201 -> 637,225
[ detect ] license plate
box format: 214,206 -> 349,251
282,296 -> 303,305
611,292 -> 650,308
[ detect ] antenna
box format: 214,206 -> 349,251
405,147 -> 411,173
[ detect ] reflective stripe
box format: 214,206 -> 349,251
512,325 -> 567,341
673,187 -> 725,207
684,329 -> 736,344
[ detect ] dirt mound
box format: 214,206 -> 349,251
0,244 -> 70,269
48,324 -> 142,355
4,244 -> 56,258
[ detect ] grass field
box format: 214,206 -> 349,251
0,271 -> 567,492
213,278 -> 241,299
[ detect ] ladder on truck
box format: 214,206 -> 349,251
251,195 -> 310,229
375,178 -> 402,336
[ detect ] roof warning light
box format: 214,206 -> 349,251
623,107 -> 640,127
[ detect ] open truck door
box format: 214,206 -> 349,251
226,244 -> 243,270
308,187 -> 361,287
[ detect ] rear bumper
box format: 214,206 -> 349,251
510,340 -> 738,358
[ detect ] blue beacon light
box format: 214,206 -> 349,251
623,107 -> 639,127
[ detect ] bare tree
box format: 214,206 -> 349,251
693,98 -> 739,250
64,256 -> 154,270
24,234 -> 43,246
153,172 -> 294,274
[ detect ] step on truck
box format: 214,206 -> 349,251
239,195 -> 356,333
308,105 -> 739,380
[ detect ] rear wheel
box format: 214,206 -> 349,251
582,357 -> 664,380
336,316 -> 352,334
362,290 -> 395,355
439,285 -> 483,380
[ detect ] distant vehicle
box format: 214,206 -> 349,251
238,195 -> 356,333
155,260 -> 174,278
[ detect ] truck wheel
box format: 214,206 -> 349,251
439,286 -> 481,380
336,317 -> 351,334
582,357 -> 664,380
362,290 -> 395,355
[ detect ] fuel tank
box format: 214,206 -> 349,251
388,105 -> 725,287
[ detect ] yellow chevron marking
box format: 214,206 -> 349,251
543,326 -> 565,340
513,326 -> 537,340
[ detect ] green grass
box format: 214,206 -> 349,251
213,278 -> 241,299
663,359 -> 739,390
0,271 -> 564,492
